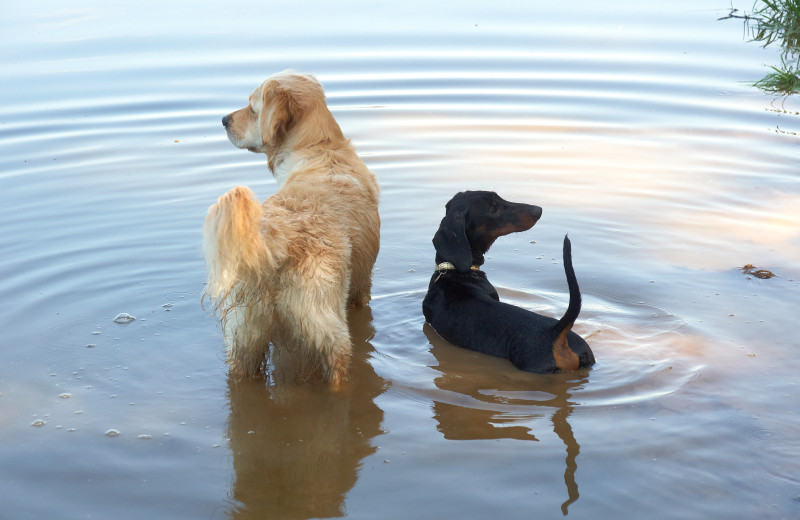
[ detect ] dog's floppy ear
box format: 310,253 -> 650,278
260,81 -> 299,156
432,195 -> 472,273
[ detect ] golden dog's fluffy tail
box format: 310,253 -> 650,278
203,186 -> 275,303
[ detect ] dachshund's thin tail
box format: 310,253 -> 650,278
552,235 -> 581,371
555,235 -> 582,332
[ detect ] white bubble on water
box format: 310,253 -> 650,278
113,313 -> 136,324
138,434 -> 152,440
105,429 -> 120,437
31,419 -> 46,427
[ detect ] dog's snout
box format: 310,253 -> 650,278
511,201 -> 542,225
514,203 -> 542,231
222,115 -> 230,128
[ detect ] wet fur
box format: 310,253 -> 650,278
204,71 -> 380,385
422,191 -> 595,373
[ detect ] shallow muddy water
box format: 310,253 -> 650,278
2,1 -> 799,518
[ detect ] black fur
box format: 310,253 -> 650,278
422,191 -> 595,374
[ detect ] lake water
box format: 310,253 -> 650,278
2,1 -> 799,518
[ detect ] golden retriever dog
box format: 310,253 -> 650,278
203,71 -> 380,385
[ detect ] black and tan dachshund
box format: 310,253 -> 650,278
422,191 -> 595,374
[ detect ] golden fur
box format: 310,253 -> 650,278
204,71 -> 380,385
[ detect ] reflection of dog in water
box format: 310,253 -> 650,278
424,323 -> 583,515
204,71 -> 380,385
226,306 -> 386,519
423,191 -> 595,373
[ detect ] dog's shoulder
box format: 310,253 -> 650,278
423,270 -> 501,323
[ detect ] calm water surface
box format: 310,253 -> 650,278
2,1 -> 799,519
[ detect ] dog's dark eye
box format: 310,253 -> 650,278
489,204 -> 498,215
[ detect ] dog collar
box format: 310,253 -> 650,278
436,262 -> 481,271
434,262 -> 480,281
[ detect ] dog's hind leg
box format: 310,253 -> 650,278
223,303 -> 272,379
289,306 -> 352,385
348,262 -> 373,306
347,228 -> 379,306
320,319 -> 353,386
280,271 -> 353,385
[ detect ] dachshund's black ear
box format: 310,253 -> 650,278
432,197 -> 472,272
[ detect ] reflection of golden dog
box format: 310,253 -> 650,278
203,71 -> 380,385
226,305 -> 386,518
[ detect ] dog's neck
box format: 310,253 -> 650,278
433,245 -> 488,274
270,151 -> 306,187
269,138 -> 349,188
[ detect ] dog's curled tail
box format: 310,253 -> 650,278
552,235 -> 581,371
203,186 -> 270,302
